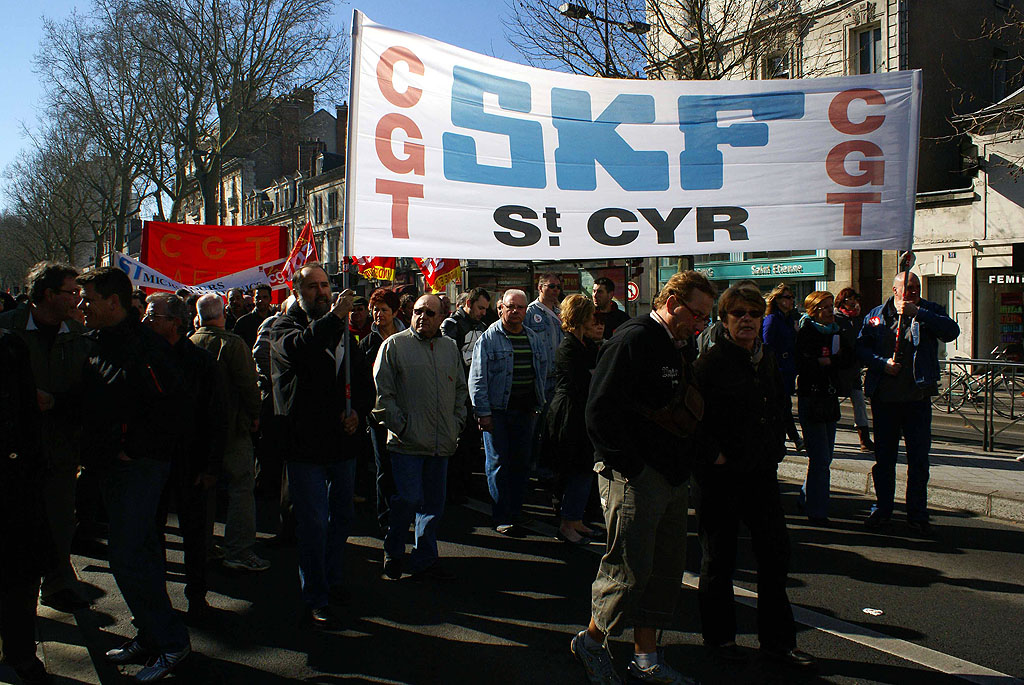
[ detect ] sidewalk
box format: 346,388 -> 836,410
778,424 -> 1024,523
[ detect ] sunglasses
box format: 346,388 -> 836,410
676,297 -> 711,326
542,283 -> 561,290
728,309 -> 763,319
413,308 -> 437,317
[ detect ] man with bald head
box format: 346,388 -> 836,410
269,263 -> 373,628
469,289 -> 550,536
190,293 -> 265,572
857,271 -> 959,536
372,294 -> 467,581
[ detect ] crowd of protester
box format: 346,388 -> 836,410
0,261 -> 958,684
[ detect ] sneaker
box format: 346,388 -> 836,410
134,645 -> 191,682
495,523 -> 526,538
626,659 -> 697,684
105,638 -> 151,665
570,630 -> 623,684
222,551 -> 270,572
761,647 -> 816,669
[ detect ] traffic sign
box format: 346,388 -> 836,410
626,281 -> 639,301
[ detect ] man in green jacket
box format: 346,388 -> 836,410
0,261 -> 92,612
190,294 -> 267,572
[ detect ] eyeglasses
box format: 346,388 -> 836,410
728,309 -> 764,320
542,283 -> 561,290
502,304 -> 527,311
143,313 -> 173,321
675,296 -> 711,325
413,308 -> 437,317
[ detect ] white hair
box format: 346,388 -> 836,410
502,288 -> 528,305
197,293 -> 225,324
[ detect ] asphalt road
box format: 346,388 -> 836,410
8,474 -> 1023,685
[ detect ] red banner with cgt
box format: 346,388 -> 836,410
140,221 -> 289,285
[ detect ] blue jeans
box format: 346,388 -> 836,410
797,400 -> 836,520
286,459 -> 356,610
483,409 -> 537,525
384,453 -> 448,572
101,458 -> 189,652
369,425 -> 394,533
560,472 -> 594,522
870,400 -> 932,522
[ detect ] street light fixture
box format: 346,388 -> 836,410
556,1 -> 650,77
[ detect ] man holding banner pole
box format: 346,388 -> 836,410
857,254 -> 959,535
269,264 -> 373,628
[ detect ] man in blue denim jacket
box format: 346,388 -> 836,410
469,289 -> 550,535
857,272 -> 960,535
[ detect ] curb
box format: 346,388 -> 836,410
777,457 -> 1024,524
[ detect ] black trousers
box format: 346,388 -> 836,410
693,468 -> 795,652
448,403 -> 481,501
157,470 -> 214,602
0,577 -> 40,666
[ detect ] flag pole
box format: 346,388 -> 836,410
892,249 -> 915,360
340,9 -> 363,415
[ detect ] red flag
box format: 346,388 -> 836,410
351,256 -> 396,281
279,222 -> 319,283
414,258 -> 461,293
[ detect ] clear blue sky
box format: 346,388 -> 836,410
0,0 -> 523,205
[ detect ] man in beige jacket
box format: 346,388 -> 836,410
373,294 -> 467,582
191,294 -> 267,572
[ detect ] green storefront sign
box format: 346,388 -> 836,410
694,257 -> 827,282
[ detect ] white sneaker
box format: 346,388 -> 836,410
105,638 -> 151,664
626,658 -> 697,684
135,644 -> 191,682
222,550 -> 270,572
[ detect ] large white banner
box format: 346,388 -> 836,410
114,252 -> 288,295
347,11 -> 922,260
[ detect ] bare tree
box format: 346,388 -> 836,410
504,0 -> 830,80
36,0 -> 152,256
130,0 -> 348,225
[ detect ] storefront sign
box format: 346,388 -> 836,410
347,11 -> 921,260
695,257 -> 827,281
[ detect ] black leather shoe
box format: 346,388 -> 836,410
329,584 -> 351,605
11,657 -> 52,685
907,520 -> 933,537
383,555 -> 403,580
186,597 -> 209,623
410,563 -> 456,582
40,588 -> 89,613
762,648 -> 816,669
706,641 -> 749,663
864,512 -> 891,531
307,606 -> 342,630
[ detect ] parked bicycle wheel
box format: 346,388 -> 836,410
991,372 -> 1024,419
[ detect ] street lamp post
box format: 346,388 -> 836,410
557,2 -> 650,78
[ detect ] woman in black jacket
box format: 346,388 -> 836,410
693,286 -> 814,668
795,291 -> 849,523
544,295 -> 600,545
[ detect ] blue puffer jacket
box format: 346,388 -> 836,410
468,319 -> 550,416
762,310 -> 798,394
857,297 -> 960,398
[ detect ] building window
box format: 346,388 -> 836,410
743,250 -> 816,260
763,51 -> 791,79
854,26 -> 883,74
694,253 -> 731,263
328,190 -> 338,221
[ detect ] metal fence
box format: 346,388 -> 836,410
932,358 -> 1024,451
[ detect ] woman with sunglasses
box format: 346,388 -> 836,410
543,294 -> 601,545
795,291 -> 849,524
692,286 -> 814,668
763,283 -> 804,452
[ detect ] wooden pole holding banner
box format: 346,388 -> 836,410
340,10 -> 363,415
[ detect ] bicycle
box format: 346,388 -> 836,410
932,345 -> 1024,420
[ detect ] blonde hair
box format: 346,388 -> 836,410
804,290 -> 835,314
765,282 -> 792,313
559,294 -> 595,333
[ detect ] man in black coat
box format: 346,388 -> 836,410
77,267 -> 191,681
144,292 -> 228,621
269,264 -> 373,629
0,331 -> 53,685
440,287 -> 490,502
570,271 -> 715,685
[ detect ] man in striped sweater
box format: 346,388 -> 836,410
468,289 -> 550,536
